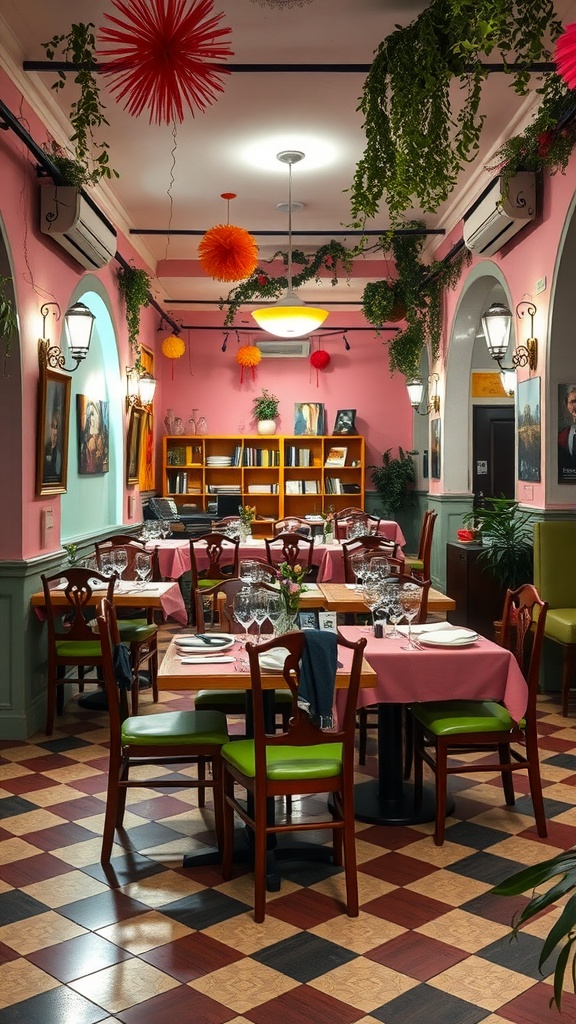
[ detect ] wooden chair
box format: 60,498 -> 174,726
342,535 -> 400,583
193,577 -> 293,731
221,629 -> 367,922
357,574 -> 431,766
334,509 -> 381,541
41,568 -> 116,735
94,536 -> 161,714
96,597 -> 229,865
273,517 -> 311,536
264,532 -> 318,582
405,510 -> 437,581
411,583 -> 549,845
189,533 -> 240,623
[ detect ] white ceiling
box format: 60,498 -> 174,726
1,0 -> 576,323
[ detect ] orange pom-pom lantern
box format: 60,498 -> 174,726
236,343 -> 262,383
162,334 -> 185,379
198,223 -> 258,282
310,348 -> 331,386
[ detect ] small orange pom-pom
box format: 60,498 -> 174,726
198,224 -> 258,282
162,335 -> 185,359
236,344 -> 262,367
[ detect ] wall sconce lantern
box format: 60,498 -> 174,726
126,366 -> 157,410
38,300 -> 95,372
406,373 -> 440,416
481,300 -> 538,374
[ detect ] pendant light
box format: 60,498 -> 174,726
252,151 -> 329,338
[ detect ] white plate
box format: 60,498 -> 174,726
259,648 -> 290,672
419,634 -> 479,648
180,656 -> 236,665
175,633 -> 236,652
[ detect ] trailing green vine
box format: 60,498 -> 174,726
42,22 -> 118,187
220,240 -> 355,327
0,276 -> 17,372
361,225 -> 470,378
117,266 -> 151,371
350,0 -> 562,223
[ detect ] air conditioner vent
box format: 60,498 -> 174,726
256,339 -> 311,358
40,185 -> 117,269
463,172 -> 536,257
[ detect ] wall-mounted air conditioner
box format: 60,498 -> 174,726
256,339 -> 311,358
463,171 -> 536,257
40,185 -> 117,270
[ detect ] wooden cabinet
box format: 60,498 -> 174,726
446,542 -> 505,639
162,434 -> 365,524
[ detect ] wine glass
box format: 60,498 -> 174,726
251,589 -> 269,644
366,556 -> 389,583
383,582 -> 402,638
112,549 -> 128,582
99,551 -> 116,580
399,583 -> 422,650
361,579 -> 384,632
350,551 -> 368,588
135,552 -> 152,589
266,594 -> 283,637
233,589 -> 255,644
239,559 -> 259,589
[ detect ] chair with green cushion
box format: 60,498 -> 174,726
41,568 -> 116,735
189,533 -> 240,624
264,531 -> 318,582
404,509 -> 437,580
97,597 -> 229,865
534,520 -> 576,716
411,583 -> 548,845
221,629 -> 367,922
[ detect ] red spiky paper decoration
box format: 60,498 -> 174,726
199,194 -> 258,281
555,23 -> 576,90
98,0 -> 233,124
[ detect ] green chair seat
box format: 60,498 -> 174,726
55,639 -> 102,658
123,709 -> 228,746
411,699 -> 524,736
404,556 -> 424,571
543,609 -> 576,645
222,738 -> 343,779
117,622 -> 157,643
196,688 -> 293,708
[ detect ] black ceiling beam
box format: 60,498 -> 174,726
23,60 -> 555,74
131,227 -> 445,237
169,299 -> 366,306
177,324 -> 398,332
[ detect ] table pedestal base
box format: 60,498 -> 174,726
354,778 -> 454,826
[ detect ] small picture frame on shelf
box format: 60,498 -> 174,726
325,446 -> 347,467
333,409 -> 356,435
294,402 -> 324,435
318,611 -> 337,632
298,610 -> 319,630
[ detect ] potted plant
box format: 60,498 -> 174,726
252,389 -> 280,435
462,496 -> 533,591
370,447 -> 416,518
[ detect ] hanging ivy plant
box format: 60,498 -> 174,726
0,276 -> 17,371
117,266 -> 151,371
42,22 -> 118,187
350,0 -> 562,223
361,225 -> 470,378
221,240 -> 355,327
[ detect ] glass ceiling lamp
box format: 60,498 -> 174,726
252,151 -> 329,338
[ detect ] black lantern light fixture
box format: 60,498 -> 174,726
406,373 -> 440,416
481,300 -> 538,373
38,300 -> 95,372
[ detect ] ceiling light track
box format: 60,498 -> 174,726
24,61 -> 555,75
132,228 -> 446,237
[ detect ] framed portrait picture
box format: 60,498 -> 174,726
517,377 -> 541,482
557,382 -> 576,484
431,419 -> 441,479
77,395 -> 109,474
36,364 -> 71,496
333,409 -> 357,435
294,402 -> 324,436
138,345 -> 155,492
127,406 -> 145,485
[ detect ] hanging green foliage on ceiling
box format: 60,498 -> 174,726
350,0 -> 563,224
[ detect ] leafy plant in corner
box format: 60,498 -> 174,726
350,0 -> 562,223
42,22 -> 118,186
117,266 -> 151,371
462,496 -> 533,589
252,389 -> 279,421
370,447 -> 416,518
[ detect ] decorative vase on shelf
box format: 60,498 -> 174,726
173,417 -> 185,435
257,419 -> 276,436
164,408 -> 175,434
196,416 -> 208,435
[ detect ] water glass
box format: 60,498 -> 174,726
112,549 -> 128,581
399,583 -> 422,650
233,590 -> 255,643
135,552 -> 152,588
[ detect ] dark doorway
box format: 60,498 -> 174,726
472,405 -> 515,499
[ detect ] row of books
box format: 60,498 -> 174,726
325,476 -> 344,494
285,480 -> 320,495
285,446 -> 314,467
242,447 -> 281,467
246,483 -> 280,494
167,471 -> 196,494
206,484 -> 242,494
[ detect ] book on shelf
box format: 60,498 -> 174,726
247,483 -> 279,494
325,476 -> 343,494
303,479 -> 319,494
285,480 -> 303,495
325,446 -> 347,467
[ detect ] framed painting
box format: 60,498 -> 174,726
557,382 -> 576,484
517,377 -> 541,482
77,395 -> 109,474
36,363 -> 71,496
138,344 -> 155,492
333,409 -> 357,434
127,406 -> 145,485
431,418 -> 441,479
294,402 -> 324,436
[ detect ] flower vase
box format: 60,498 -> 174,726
239,523 -> 252,543
276,607 -> 299,635
323,527 -> 334,545
164,408 -> 175,434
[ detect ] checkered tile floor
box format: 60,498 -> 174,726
1,624 -> 576,1023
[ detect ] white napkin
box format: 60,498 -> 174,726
421,628 -> 479,644
180,656 -> 236,665
259,647 -> 289,671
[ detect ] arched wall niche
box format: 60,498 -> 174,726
546,187 -> 576,508
60,277 -> 123,543
444,262 -> 514,495
0,218 -> 22,559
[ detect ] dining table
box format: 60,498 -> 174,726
318,582 -> 456,615
336,624 -> 529,827
30,579 -> 188,625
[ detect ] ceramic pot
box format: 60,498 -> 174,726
257,419 -> 276,435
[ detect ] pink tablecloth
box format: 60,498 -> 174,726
146,539 -> 190,580
338,626 -> 528,722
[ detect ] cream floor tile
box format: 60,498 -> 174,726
355,837 -> 396,864
154,811 -> 219,837
21,783 -> 97,807
396,838 -> 474,866
0,744 -> 51,762
0,958 -> 60,1007
62,744 -> 111,762
52,836 -> 110,866
204,912 -> 300,955
0,910 -> 86,955
308,956 -> 418,1010
312,870 -> 396,905
540,764 -> 576,782
535,782 -> 576,803
0,808 -> 67,836
69,958 -> 179,1014
97,910 -> 192,953
0,763 -> 32,780
189,958 -> 298,1013
119,870 -> 206,908
141,836 -> 220,862
42,763 -> 104,783
310,911 -> 406,953
405,868 -> 490,906
427,955 -> 535,1010
22,870 -> 109,907
0,837 -> 44,865
465,808 -> 535,833
416,909 -> 509,952
522,904 -> 563,940
485,836 -> 565,865
81,810 -> 148,834
214,872 -> 300,905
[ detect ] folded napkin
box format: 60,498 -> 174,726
180,656 -> 235,665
